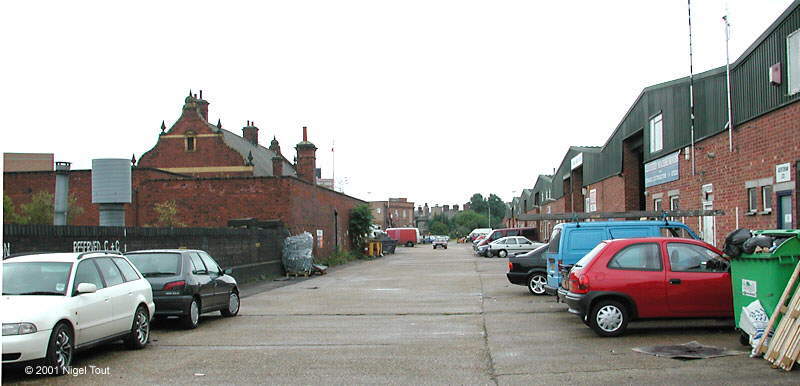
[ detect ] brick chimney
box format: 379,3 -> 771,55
242,121 -> 259,145
272,155 -> 284,176
270,137 -> 283,176
197,90 -> 209,120
295,126 -> 317,184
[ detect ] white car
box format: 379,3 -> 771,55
487,236 -> 544,258
2,251 -> 155,374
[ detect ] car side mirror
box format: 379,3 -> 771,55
76,283 -> 97,294
223,268 -> 233,275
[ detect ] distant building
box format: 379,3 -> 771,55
3,153 -> 54,172
369,198 -> 415,229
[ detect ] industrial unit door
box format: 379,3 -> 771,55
778,193 -> 793,229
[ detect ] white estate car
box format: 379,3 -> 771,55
487,236 -> 544,258
2,251 -> 155,374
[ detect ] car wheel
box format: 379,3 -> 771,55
527,273 -> 547,295
181,298 -> 201,329
406,241 -> 413,247
498,249 -> 508,258
124,305 -> 150,349
44,322 -> 73,376
589,299 -> 629,337
221,290 -> 240,317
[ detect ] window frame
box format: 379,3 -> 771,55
113,257 -> 141,282
654,198 -> 663,212
72,259 -> 105,296
188,252 -> 208,275
762,185 -> 773,212
94,257 -> 125,288
606,242 -> 663,271
198,251 -> 221,275
789,29 -> 800,95
649,113 -> 664,153
669,195 -> 679,211
666,242 -> 728,273
185,131 -> 197,152
747,187 -> 758,212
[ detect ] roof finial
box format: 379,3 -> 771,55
246,151 -> 254,166
199,90 -> 203,100
131,153 -> 137,166
189,89 -> 193,97
160,120 -> 166,134
217,119 -> 222,129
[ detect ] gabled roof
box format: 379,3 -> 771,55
217,127 -> 296,177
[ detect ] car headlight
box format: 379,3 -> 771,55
2,322 -> 38,336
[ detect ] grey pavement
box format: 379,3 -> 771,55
4,244 -> 799,384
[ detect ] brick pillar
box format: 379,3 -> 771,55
242,121 -> 259,145
295,126 -> 317,184
272,156 -> 284,176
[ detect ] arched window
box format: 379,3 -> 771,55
185,131 -> 197,152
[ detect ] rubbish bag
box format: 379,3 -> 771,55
282,232 -> 314,273
742,235 -> 774,255
724,228 -> 752,258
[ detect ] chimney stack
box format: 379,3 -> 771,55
295,126 -> 317,184
242,121 -> 259,145
54,161 -> 71,225
197,90 -> 209,120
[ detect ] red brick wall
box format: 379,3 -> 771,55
136,176 -> 364,257
4,168 -> 190,226
586,175 -> 627,213
645,101 -> 800,246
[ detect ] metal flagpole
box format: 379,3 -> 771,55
723,12 -> 734,152
688,0 -> 696,176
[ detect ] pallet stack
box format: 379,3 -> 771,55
754,261 -> 800,370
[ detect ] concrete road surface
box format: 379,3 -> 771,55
4,243 -> 798,384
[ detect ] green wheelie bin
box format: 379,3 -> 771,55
730,230 -> 800,342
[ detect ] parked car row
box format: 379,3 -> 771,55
472,227 -> 539,257
2,249 -> 240,375
504,220 -> 735,337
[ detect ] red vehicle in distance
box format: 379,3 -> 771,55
564,237 -> 732,337
386,228 -> 421,247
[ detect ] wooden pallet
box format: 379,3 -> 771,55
285,271 -> 311,278
755,260 -> 800,370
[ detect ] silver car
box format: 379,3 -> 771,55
487,236 -> 544,258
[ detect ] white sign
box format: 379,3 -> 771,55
316,229 -> 324,248
742,279 -> 757,298
776,163 -> 791,183
570,153 -> 583,170
589,189 -> 597,212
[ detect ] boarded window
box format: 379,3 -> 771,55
789,30 -> 800,95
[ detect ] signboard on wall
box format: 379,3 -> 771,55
644,151 -> 680,188
589,189 -> 597,212
776,163 -> 791,183
316,229 -> 324,248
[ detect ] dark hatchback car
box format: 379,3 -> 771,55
506,243 -> 549,295
125,249 -> 240,329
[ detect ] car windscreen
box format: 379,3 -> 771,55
573,242 -> 607,269
125,253 -> 182,277
2,262 -> 72,295
547,227 -> 562,253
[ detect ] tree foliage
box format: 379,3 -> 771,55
5,192 -> 84,225
349,204 -> 373,252
154,200 -> 186,227
429,221 -> 449,236
467,193 -> 506,228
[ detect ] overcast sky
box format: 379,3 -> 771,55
1,0 -> 794,208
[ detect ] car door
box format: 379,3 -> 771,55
518,237 -> 535,253
71,259 -> 113,344
604,242 -> 667,318
188,252 -> 218,311
504,238 -> 518,253
664,241 -> 732,316
199,251 -> 230,305
94,257 -> 132,334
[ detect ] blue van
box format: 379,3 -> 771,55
544,220 -> 699,298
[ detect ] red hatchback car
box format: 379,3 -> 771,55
564,237 -> 732,337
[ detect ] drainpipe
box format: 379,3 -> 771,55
54,161 -> 71,225
723,13 -> 734,152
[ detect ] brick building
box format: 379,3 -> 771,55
369,198 -> 415,229
4,93 -> 365,257
3,153 -> 54,172
511,2 -> 800,246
